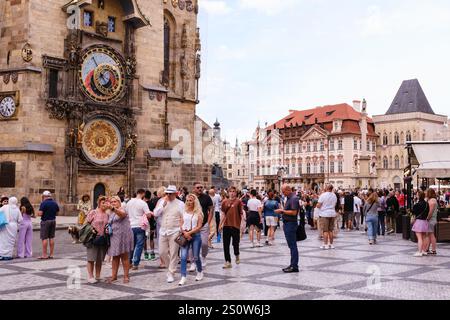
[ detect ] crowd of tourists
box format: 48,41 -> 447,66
0,183 -> 442,284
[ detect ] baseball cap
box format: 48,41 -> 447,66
42,191 -> 52,197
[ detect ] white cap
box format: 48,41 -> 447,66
165,185 -> 177,194
43,190 -> 52,197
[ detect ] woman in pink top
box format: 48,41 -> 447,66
86,196 -> 110,284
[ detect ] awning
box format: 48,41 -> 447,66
411,142 -> 450,178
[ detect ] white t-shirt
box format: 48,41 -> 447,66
247,198 -> 262,212
353,196 -> 362,213
125,197 -> 151,228
211,194 -> 221,212
182,212 -> 200,231
318,192 -> 338,218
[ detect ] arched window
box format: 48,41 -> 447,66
383,133 -> 388,145
406,131 -> 412,142
383,157 -> 389,169
394,156 -> 400,169
163,17 -> 171,86
394,132 -> 400,144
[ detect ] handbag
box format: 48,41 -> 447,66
175,213 -> 194,247
78,223 -> 96,247
296,222 -> 307,241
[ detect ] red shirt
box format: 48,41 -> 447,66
396,194 -> 405,208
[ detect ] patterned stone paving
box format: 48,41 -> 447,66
0,228 -> 449,300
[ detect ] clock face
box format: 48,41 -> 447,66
0,96 -> 16,118
79,47 -> 125,103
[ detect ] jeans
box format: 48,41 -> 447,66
131,228 -> 146,266
223,227 -> 240,262
215,212 -> 221,236
354,212 -> 361,229
180,233 -> 202,277
283,221 -> 299,269
378,212 -> 386,235
366,215 -> 378,241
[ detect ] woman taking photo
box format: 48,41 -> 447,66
179,194 -> 204,286
107,196 -> 133,284
363,191 -> 380,245
411,191 -> 429,257
424,189 -> 438,255
86,196 -> 110,284
17,197 -> 35,258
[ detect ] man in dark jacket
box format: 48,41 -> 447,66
386,190 -> 399,234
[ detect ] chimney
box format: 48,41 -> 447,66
353,100 -> 361,112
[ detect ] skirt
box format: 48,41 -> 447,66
412,219 -> 429,233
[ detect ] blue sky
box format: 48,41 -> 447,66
196,0 -> 450,142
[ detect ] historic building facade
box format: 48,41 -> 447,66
0,0 -> 210,213
248,102 -> 378,191
373,79 -> 448,190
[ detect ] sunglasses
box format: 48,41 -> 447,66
196,186 -> 204,189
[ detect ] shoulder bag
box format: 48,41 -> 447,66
175,213 -> 194,248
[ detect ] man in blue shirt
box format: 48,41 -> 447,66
275,184 -> 299,273
37,191 -> 59,259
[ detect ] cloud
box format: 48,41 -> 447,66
238,0 -> 298,15
199,0 -> 232,15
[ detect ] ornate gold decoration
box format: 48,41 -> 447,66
82,119 -> 122,165
171,0 -> 178,7
21,43 -> 33,62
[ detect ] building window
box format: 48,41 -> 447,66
330,162 -> 335,174
292,163 -> 296,175
292,144 -> 296,153
330,140 -> 334,151
0,162 -> 16,187
285,144 -> 289,154
394,132 -> 400,144
383,157 -> 389,169
313,142 -> 317,152
372,142 -> 376,152
320,141 -> 324,151
367,141 -> 370,152
83,11 -> 93,27
394,156 -> 400,169
228,164 -> 232,169
298,143 -> 302,153
108,16 -> 116,32
338,140 -> 343,150
307,142 -> 311,152
354,139 -> 358,150
406,131 -> 412,142
320,162 -> 325,174
238,169 -> 240,176
313,163 -> 318,174
306,163 -> 311,174
338,161 -> 343,173
383,133 -> 388,145
298,164 -> 302,175
49,69 -> 58,98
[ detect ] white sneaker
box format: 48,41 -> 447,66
189,263 -> 196,272
413,252 -> 423,257
195,271 -> 204,281
167,272 -> 175,283
202,257 -> 207,268
251,242 -> 255,248
87,278 -> 97,284
178,277 -> 187,286
257,242 -> 263,247
421,251 -> 428,256
320,245 -> 329,250
328,244 -> 335,249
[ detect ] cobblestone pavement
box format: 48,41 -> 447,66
1,227 -> 449,300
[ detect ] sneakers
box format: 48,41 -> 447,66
149,253 -> 156,261
320,245 -> 329,250
251,242 -> 256,248
195,272 -> 204,281
202,257 -> 207,268
328,244 -> 335,249
144,252 -> 149,261
87,278 -> 97,284
167,272 -> 175,283
189,263 -> 196,272
178,277 -> 187,286
235,256 -> 240,264
223,262 -> 232,269
256,242 -> 263,247
216,233 -> 221,243
413,251 -> 423,257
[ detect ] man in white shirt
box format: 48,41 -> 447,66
153,185 -> 185,283
316,185 -> 338,250
353,192 -> 363,231
126,189 -> 152,270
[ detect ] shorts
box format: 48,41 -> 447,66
265,216 -> 278,227
40,220 -> 56,240
247,211 -> 262,229
86,245 -> 107,263
343,212 -> 354,221
428,219 -> 437,233
149,216 -> 157,231
319,217 -> 336,233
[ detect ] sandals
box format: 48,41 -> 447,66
37,256 -> 49,260
428,251 -> 437,255
106,277 -> 118,284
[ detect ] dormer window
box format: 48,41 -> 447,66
304,114 -> 313,120
326,110 -> 335,117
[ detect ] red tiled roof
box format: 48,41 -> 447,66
268,103 -> 374,130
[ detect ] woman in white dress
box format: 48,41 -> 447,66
0,197 -> 23,260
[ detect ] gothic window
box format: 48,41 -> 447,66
108,16 -> 116,32
338,161 -> 343,173
163,17 -> 171,86
406,131 -> 412,142
49,69 -> 59,98
83,11 -> 93,27
383,133 -> 388,145
394,132 -> 400,144
394,156 -> 400,169
0,162 -> 15,188
383,157 -> 389,169
338,140 -> 343,150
